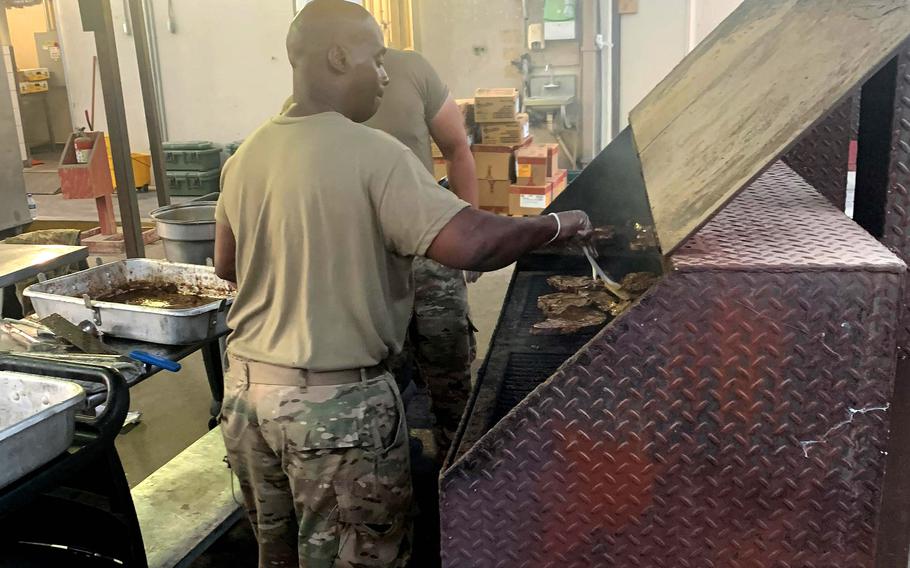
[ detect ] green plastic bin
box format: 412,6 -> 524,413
166,168 -> 221,197
163,141 -> 222,172
224,140 -> 244,157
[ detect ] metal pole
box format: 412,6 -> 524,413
0,8 -> 11,46
610,0 -> 622,139
128,0 -> 169,207
79,0 -> 145,258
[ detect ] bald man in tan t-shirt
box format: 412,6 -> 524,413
285,48 -> 480,456
217,2 -> 591,565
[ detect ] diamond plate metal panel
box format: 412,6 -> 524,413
880,44 -> 910,354
783,97 -> 854,210
441,167 -> 905,568
675,163 -> 903,273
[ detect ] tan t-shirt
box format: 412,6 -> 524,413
282,50 -> 448,174
216,112 -> 468,371
367,49 -> 449,173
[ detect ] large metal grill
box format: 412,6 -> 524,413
441,164 -> 905,567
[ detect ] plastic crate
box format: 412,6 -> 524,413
224,140 -> 244,157
166,169 -> 221,197
163,141 -> 222,172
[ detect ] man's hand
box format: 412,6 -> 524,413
551,211 -> 593,244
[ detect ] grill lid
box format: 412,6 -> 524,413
551,0 -> 910,255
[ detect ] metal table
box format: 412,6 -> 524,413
41,332 -> 227,428
107,334 -> 227,427
0,244 -> 88,288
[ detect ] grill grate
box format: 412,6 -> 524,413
494,352 -> 570,423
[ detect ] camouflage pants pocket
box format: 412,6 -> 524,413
219,364 -> 249,444
334,477 -> 411,567
334,376 -> 413,567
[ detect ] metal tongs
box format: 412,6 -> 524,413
581,244 -> 631,301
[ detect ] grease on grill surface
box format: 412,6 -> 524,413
533,273 -> 657,335
621,272 -> 660,294
96,283 -> 223,310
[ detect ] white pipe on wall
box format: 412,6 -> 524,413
686,0 -> 698,52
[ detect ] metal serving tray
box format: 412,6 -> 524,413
24,259 -> 234,345
0,371 -> 85,490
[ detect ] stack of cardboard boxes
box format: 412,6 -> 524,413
18,67 -> 49,95
433,88 -> 567,217
510,143 -> 567,216
472,88 -> 532,214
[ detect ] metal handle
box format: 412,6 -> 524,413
82,294 -> 102,326
0,354 -> 129,437
129,351 -> 181,373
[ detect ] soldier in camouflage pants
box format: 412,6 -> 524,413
407,257 -> 476,454
221,356 -> 413,568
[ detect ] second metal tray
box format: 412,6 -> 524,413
0,371 -> 85,490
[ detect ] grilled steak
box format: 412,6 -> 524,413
546,275 -> 601,293
531,307 -> 608,335
538,293 -> 594,317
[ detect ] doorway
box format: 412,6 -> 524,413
292,0 -> 414,50
364,0 -> 414,50
3,0 -> 73,171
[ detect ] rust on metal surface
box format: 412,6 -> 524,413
442,165 -> 905,567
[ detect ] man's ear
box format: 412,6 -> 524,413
327,44 -> 349,73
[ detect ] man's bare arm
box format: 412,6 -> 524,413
426,209 -> 589,272
430,96 -> 478,208
215,221 -> 237,283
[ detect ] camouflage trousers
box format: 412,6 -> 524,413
391,258 -> 476,454
221,355 -> 413,568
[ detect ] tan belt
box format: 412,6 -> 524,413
228,354 -> 386,387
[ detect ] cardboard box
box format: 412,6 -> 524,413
433,157 -> 447,180
475,88 -> 520,123
481,113 -> 530,146
473,137 -> 534,181
515,145 -> 549,186
479,179 -> 512,210
19,80 -> 48,95
515,143 -> 559,186
509,181 -> 554,216
550,169 -> 569,197
19,67 -> 49,81
546,143 -> 560,175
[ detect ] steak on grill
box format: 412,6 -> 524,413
531,307 -> 608,335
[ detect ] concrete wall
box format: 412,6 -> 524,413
50,0 -> 745,154
618,0 -> 689,129
618,0 -> 743,129
414,0 -> 524,99
56,0 -> 292,151
691,0 -> 742,46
